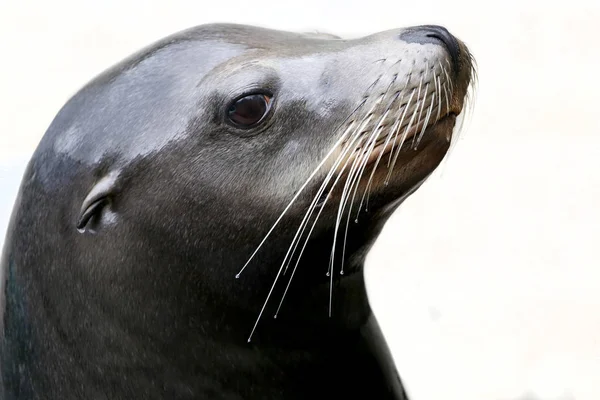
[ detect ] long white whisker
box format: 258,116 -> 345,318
363,81 -> 416,206
335,122 -> 383,272
442,81 -> 450,118
411,74 -> 427,148
387,88 -> 415,170
444,59 -> 455,91
281,104 -> 379,277
327,84 -> 399,314
357,91 -> 406,210
435,73 -> 442,123
328,134 -> 380,313
322,68 -> 403,314
353,120 -> 388,218
345,89 -> 402,224
277,116 -> 373,278
236,101 -> 366,278
415,86 -> 435,147
332,94 -> 394,273
328,133 -> 377,310
274,144 -> 364,318
281,121 -> 357,276
441,63 -> 454,94
387,88 -> 421,180
383,109 -> 405,171
245,99 -> 382,339
245,121 -> 370,341
333,135 -> 374,275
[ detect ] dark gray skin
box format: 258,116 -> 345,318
0,23 -> 474,399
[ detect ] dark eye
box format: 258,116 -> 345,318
227,93 -> 272,128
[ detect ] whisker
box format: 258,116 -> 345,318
326,121 -> 381,313
327,76 -> 400,314
279,110 -> 376,277
415,87 -> 435,148
333,105 -> 392,274
441,63 -> 454,94
333,135 -> 375,275
386,74 -> 412,165
274,144 -> 364,318
334,66 -> 410,229
346,90 -> 402,222
387,88 -> 415,170
245,122 -> 369,342
352,122 -> 387,218
248,99 -> 382,335
387,88 -> 421,177
442,81 -> 450,119
327,145 -> 368,315
435,73 -> 442,123
339,146 -> 374,273
384,110 -> 405,171
354,128 -> 384,217
411,75 -> 427,149
283,115 -> 372,278
332,132 -> 377,278
243,42 -> 477,343
281,120 -> 358,276
365,74 -> 383,94
358,89 -> 406,213
236,100 -> 367,279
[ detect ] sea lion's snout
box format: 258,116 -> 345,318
321,25 -> 475,192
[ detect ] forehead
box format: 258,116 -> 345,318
91,23 -> 342,91
181,23 -> 342,49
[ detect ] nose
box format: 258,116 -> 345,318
399,25 -> 461,75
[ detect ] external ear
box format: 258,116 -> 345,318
76,172 -> 120,233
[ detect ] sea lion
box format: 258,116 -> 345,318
0,23 -> 475,399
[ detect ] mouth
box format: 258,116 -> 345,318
314,110 -> 461,209
364,112 -> 458,167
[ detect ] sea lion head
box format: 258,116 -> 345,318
1,23 -> 475,398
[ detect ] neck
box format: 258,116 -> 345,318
1,255 -> 406,400
1,180 -> 408,399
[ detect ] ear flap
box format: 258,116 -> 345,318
76,172 -> 119,233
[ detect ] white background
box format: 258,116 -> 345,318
1,1 -> 599,399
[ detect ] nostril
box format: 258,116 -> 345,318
425,32 -> 445,44
399,25 -> 461,75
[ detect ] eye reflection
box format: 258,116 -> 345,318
227,94 -> 272,128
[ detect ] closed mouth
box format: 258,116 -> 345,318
314,111 -> 458,209
362,111 -> 458,167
